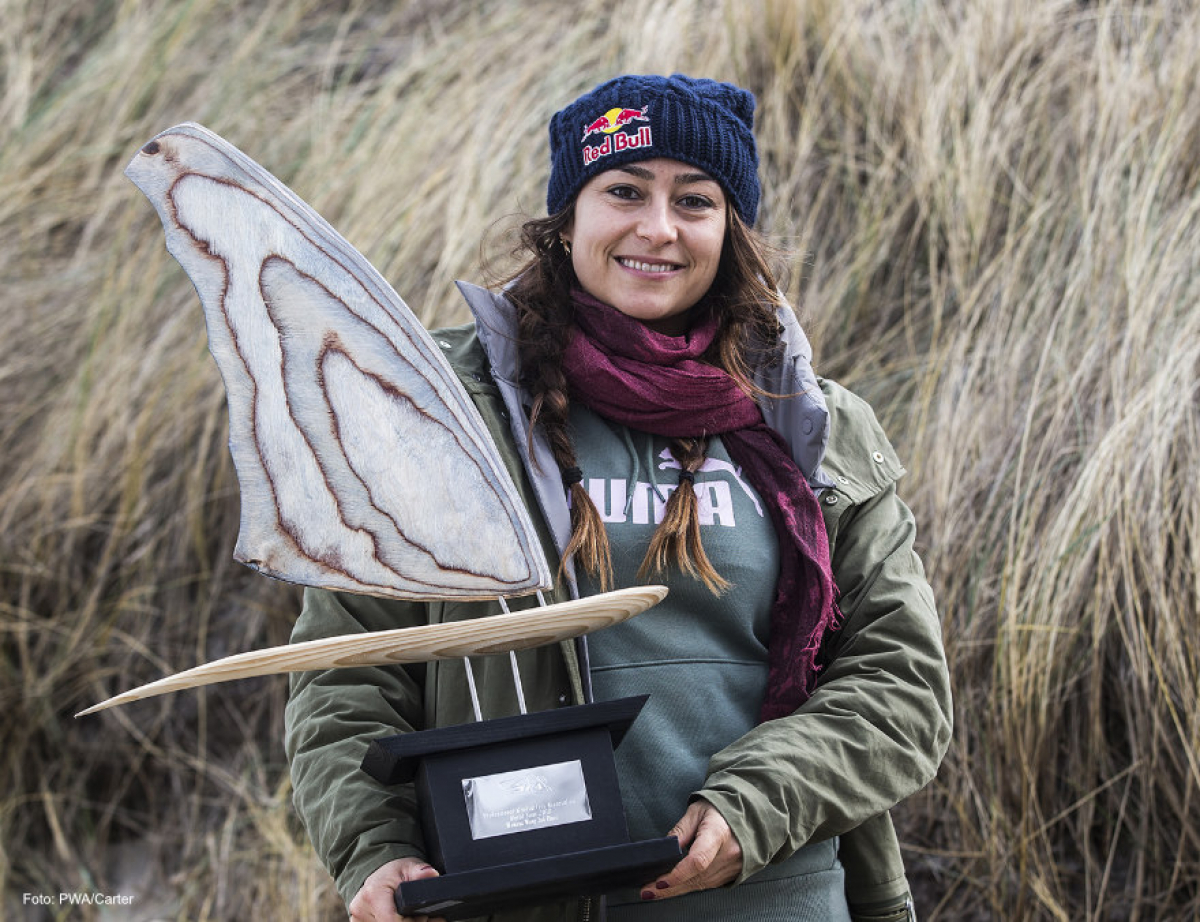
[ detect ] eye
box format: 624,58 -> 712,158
678,193 -> 717,210
605,184 -> 642,201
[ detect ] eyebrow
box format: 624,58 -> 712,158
616,165 -> 718,185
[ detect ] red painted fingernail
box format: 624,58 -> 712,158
641,890 -> 656,901
655,880 -> 670,890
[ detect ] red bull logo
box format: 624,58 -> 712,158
581,105 -> 652,166
580,105 -> 650,142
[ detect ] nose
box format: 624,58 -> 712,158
636,198 -> 678,246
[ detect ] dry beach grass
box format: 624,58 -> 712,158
2,0 -> 1198,918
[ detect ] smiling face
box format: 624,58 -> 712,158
562,158 -> 727,334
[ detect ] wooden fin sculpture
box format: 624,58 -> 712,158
125,123 -> 552,599
77,586 -> 665,716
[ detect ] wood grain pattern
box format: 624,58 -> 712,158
77,585 -> 667,715
126,123 -> 552,598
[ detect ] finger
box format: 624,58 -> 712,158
352,859 -> 441,922
638,802 -> 704,896
642,818 -> 722,899
645,804 -> 742,900
397,865 -> 444,922
667,817 -> 724,889
668,802 -> 706,849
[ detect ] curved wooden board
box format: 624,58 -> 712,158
126,123 -> 551,599
77,586 -> 666,716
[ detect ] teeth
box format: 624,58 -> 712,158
619,258 -> 676,273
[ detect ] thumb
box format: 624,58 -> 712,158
668,800 -> 706,849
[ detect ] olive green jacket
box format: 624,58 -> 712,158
284,285 -> 951,922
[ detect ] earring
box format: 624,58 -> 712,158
559,235 -> 572,256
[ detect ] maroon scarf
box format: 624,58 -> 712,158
562,290 -> 839,721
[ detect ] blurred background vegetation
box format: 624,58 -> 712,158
3,0 -> 1198,918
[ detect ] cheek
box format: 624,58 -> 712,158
696,217 -> 726,258
698,232 -> 726,277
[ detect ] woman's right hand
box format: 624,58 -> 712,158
348,857 -> 446,922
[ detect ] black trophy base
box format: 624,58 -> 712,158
364,697 -> 681,919
397,836 -> 681,920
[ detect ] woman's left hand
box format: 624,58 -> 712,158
641,799 -> 743,901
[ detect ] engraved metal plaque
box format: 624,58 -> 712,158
463,760 -> 592,839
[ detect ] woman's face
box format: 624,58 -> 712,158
563,158 -> 727,335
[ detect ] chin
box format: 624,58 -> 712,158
631,307 -> 692,335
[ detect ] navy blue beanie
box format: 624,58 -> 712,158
546,74 -> 760,225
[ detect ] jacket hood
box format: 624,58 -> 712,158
453,281 -> 831,489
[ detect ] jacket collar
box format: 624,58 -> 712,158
455,281 -> 524,388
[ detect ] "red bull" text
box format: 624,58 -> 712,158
582,125 -> 653,166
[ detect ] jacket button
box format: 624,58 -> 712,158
824,494 -> 839,506
872,451 -> 885,463
438,340 -> 452,350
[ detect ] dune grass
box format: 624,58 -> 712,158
3,0 -> 1199,918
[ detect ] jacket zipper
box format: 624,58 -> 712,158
579,896 -> 592,921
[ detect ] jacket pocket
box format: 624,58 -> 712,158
849,895 -> 916,922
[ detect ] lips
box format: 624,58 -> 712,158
616,256 -> 681,274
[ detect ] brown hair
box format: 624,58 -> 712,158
501,205 -> 787,594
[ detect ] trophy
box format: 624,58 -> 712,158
79,124 -> 680,918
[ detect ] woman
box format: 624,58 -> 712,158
285,74 -> 951,922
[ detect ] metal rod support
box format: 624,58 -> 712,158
462,656 -> 483,722
498,597 -> 528,714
